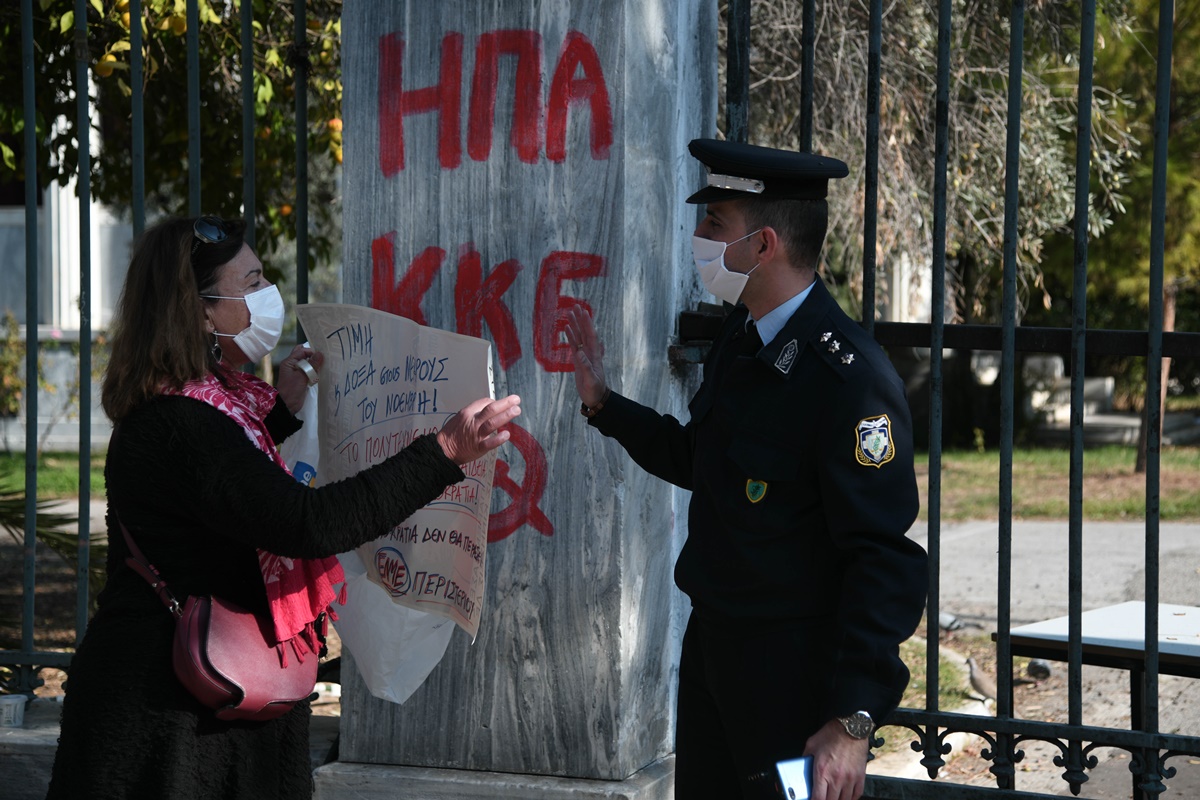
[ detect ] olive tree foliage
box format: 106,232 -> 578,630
0,0 -> 344,278
1029,0 -> 1200,410
722,0 -> 1139,324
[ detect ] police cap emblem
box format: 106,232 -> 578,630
746,479 -> 768,503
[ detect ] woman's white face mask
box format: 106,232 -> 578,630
202,284 -> 285,363
691,229 -> 762,305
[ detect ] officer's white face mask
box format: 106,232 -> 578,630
203,284 -> 285,363
691,229 -> 762,305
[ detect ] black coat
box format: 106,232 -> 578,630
590,276 -> 928,726
46,395 -> 463,800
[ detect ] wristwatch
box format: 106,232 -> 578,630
837,710 -> 874,740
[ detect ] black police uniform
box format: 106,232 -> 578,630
585,140 -> 929,798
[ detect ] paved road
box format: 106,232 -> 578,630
912,520 -> 1200,627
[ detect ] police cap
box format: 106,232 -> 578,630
686,138 -> 849,204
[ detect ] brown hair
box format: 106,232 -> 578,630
102,216 -> 247,421
737,196 -> 828,271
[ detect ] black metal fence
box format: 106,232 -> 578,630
5,1 -> 1200,798
3,0 -> 319,696
721,0 -> 1200,797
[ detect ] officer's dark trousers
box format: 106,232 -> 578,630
675,609 -> 836,799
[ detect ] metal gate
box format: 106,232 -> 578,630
719,0 -> 1200,797
5,1 -> 1200,798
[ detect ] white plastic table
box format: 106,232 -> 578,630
1007,601 -> 1200,799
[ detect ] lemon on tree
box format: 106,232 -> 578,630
95,54 -> 118,78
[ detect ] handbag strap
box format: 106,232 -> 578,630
119,518 -> 184,618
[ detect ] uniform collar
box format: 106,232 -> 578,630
752,279 -> 817,347
749,276 -> 836,379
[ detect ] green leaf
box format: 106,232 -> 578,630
89,0 -> 103,16
256,77 -> 274,105
0,142 -> 14,172
59,10 -> 74,34
110,40 -> 132,53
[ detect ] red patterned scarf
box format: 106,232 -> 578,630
163,369 -> 345,662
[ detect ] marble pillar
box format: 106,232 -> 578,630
319,1 -> 715,793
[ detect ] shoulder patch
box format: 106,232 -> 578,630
854,414 -> 895,467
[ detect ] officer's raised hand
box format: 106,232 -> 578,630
565,304 -> 608,410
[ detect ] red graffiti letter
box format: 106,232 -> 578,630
468,30 -> 543,164
546,31 -> 613,162
534,250 -> 606,373
488,422 -> 553,542
378,31 -> 464,176
371,232 -> 445,323
454,245 -> 524,369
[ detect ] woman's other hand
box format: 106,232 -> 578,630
277,344 -> 323,414
436,395 -> 522,465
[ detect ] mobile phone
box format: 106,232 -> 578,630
775,755 -> 812,800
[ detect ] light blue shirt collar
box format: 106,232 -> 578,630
750,280 -> 816,347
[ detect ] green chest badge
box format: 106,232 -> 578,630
746,479 -> 768,503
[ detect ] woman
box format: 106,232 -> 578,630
45,216 -> 520,799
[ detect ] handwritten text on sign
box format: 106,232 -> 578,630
297,303 -> 496,638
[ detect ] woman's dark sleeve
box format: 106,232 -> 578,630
114,397 -> 465,560
264,395 -> 303,445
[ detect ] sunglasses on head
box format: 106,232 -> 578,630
191,216 -> 228,256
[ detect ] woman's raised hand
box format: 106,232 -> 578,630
436,394 -> 522,465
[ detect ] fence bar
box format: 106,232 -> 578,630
187,0 -> 201,214
294,0 -> 309,323
872,322 -> 1200,359
1062,2 -> 1098,788
72,0 -> 93,646
860,0 -> 882,332
242,0 -> 256,249
994,0 -> 1026,789
725,0 -> 750,143
131,0 -> 145,235
1138,1 -> 1175,795
19,0 -> 40,696
924,0 -> 953,729
799,0 -> 814,150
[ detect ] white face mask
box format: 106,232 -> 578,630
203,284 -> 285,363
691,229 -> 762,305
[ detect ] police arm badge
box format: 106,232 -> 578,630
854,414 -> 895,468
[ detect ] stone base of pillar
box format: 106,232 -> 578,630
313,755 -> 675,800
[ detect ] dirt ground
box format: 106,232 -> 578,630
869,618 -> 1200,797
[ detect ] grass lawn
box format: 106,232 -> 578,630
917,445 -> 1200,522
0,452 -> 105,498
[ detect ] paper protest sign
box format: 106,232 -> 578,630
296,303 -> 496,639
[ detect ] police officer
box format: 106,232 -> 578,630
566,139 -> 928,800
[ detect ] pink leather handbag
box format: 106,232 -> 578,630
121,521 -> 319,721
